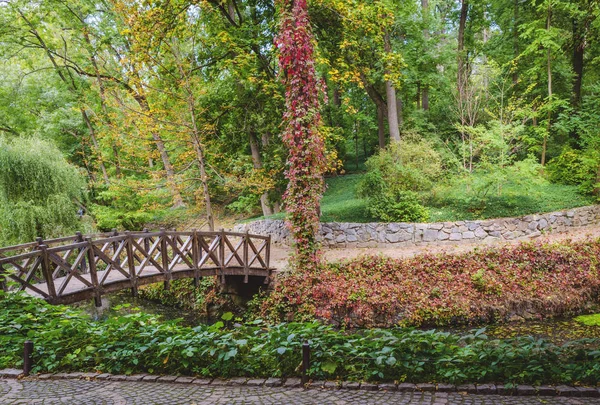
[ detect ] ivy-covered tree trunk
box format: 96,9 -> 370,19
276,0 -> 326,271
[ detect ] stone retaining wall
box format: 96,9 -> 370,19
233,205 -> 600,248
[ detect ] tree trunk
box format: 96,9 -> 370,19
421,0 -> 430,111
572,18 -> 585,107
594,164 -> 600,197
134,90 -> 185,208
513,0 -> 519,85
422,87 -> 429,110
377,105 -> 386,149
542,2 -> 552,167
359,72 -> 388,148
457,0 -> 469,94
384,30 -> 401,143
396,96 -> 403,129
249,132 -> 273,216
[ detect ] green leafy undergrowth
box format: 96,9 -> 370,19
576,314 -> 600,327
259,238 -> 600,328
1,292 -> 599,385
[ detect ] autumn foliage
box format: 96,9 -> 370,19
261,238 -> 600,327
276,0 -> 326,271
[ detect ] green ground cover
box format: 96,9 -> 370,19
249,174 -> 594,224
1,292 -> 599,385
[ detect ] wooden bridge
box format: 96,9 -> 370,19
0,229 -> 272,306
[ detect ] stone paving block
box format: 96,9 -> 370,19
308,380 -> 325,389
95,373 -> 111,380
0,369 -> 21,378
210,378 -> 229,386
360,383 -> 379,391
142,375 -> 160,382
378,383 -> 397,391
578,387 -> 600,398
67,372 -> 84,379
264,378 -> 283,387
246,378 -> 266,387
156,376 -> 178,383
283,378 -> 302,388
397,383 -> 416,392
227,377 -> 248,386
436,384 -> 456,392
476,384 -> 496,395
50,373 -> 70,380
125,374 -> 147,382
80,373 -> 99,379
417,383 -> 436,392
557,385 -> 581,397
496,385 -> 515,395
323,381 -> 339,389
344,382 -> 360,390
174,376 -> 195,384
192,378 -> 212,385
536,385 -> 557,396
516,385 -> 536,396
37,374 -> 54,380
457,384 -> 476,394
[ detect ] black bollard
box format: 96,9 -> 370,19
301,340 -> 310,386
23,340 -> 33,376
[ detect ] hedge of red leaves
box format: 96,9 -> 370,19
261,239 -> 600,327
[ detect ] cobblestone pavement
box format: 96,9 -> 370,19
2,380 -> 600,405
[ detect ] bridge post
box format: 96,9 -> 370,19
39,245 -> 57,303
160,228 -> 171,291
243,231 -> 249,284
265,235 -> 272,284
219,229 -> 226,284
143,228 -> 150,254
192,229 -> 200,288
125,231 -> 138,298
111,229 -> 119,258
75,232 -> 87,274
86,238 -> 102,308
0,263 -> 7,292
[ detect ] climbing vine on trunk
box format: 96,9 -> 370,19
276,0 -> 326,271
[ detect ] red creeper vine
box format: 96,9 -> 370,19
275,0 -> 326,271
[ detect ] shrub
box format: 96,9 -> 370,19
259,238 -> 600,328
363,188 -> 429,223
357,139 -> 439,222
0,136 -> 88,244
547,148 -> 585,185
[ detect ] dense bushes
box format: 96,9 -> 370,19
1,292 -> 599,385
357,139 -> 439,222
0,137 -> 90,244
259,238 -> 600,328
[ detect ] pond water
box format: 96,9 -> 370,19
73,292 -> 208,326
72,293 -> 600,345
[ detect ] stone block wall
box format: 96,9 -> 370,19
232,205 -> 600,248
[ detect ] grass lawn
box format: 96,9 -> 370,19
245,174 -> 595,224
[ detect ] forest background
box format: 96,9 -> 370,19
1,0 -> 599,245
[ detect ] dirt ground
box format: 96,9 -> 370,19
269,223 -> 600,271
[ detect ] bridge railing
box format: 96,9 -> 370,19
0,229 -> 271,305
